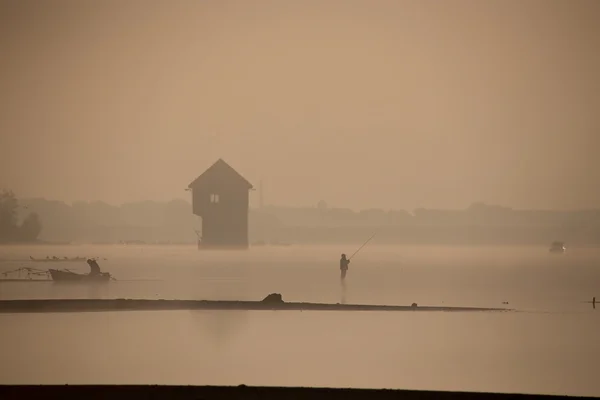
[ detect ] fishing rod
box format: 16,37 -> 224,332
348,233 -> 377,260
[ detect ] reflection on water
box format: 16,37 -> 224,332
0,310 -> 599,396
1,244 -> 600,395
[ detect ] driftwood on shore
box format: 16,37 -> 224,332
0,295 -> 512,314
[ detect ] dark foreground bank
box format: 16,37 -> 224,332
0,298 -> 511,314
0,385 -> 583,400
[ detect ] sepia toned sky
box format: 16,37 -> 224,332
1,0 -> 599,210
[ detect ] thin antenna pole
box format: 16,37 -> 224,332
259,180 -> 264,209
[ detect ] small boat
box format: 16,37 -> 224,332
48,269 -> 112,282
549,241 -> 566,254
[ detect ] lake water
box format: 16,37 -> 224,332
0,244 -> 598,396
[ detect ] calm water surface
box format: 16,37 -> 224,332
0,244 -> 598,396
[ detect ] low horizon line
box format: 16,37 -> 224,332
14,195 -> 600,213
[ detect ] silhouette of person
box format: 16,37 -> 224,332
340,253 -> 350,280
87,259 -> 101,276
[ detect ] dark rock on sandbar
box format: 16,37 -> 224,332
262,293 -> 284,304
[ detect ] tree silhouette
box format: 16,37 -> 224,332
0,189 -> 18,241
0,189 -> 43,242
20,212 -> 43,242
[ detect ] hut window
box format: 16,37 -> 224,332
210,194 -> 220,203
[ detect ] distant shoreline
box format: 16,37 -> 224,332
0,240 -> 71,246
0,385 -> 570,400
1,242 -> 599,249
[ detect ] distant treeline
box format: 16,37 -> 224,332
0,190 -> 43,243
5,196 -> 600,246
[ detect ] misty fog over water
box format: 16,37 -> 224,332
2,0 -> 600,396
1,244 -> 599,396
0,244 -> 598,309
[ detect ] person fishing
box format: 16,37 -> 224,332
339,233 -> 377,281
340,253 -> 350,280
86,258 -> 101,276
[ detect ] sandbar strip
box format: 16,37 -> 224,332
0,299 -> 513,314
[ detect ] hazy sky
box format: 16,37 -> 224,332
1,0 -> 599,210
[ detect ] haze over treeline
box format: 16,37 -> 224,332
4,194 -> 600,246
0,190 -> 42,243
1,0 -> 599,211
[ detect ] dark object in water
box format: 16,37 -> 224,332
262,293 -> 284,304
549,241 -> 566,254
48,269 -> 112,282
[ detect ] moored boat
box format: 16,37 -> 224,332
48,269 -> 112,282
30,256 -> 87,262
549,241 -> 566,254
